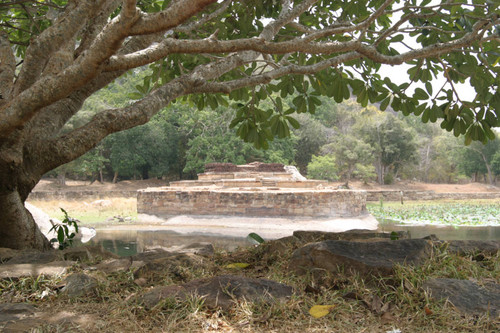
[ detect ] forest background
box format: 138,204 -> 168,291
53,68 -> 500,187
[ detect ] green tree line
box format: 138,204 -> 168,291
50,71 -> 500,186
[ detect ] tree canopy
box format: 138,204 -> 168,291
0,0 -> 499,250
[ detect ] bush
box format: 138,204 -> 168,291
307,155 -> 338,181
383,172 -> 394,185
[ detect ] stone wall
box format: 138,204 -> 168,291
366,190 -> 500,201
28,190 -> 137,200
137,188 -> 367,218
169,179 -> 328,188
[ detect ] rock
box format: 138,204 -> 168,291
95,258 -> 132,274
0,303 -> 37,332
62,245 -> 119,262
423,278 -> 500,317
289,239 -> 432,277
292,230 -> 409,243
0,261 -> 74,279
441,240 -> 500,256
284,165 -> 307,181
133,252 -> 202,284
147,242 -> 215,258
263,236 -> 301,256
26,203 -> 96,246
140,275 -> 293,310
79,227 -> 97,243
4,250 -> 60,264
0,248 -> 20,263
61,273 -> 98,298
25,202 -> 56,243
91,199 -> 112,207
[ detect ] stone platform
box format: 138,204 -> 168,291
137,163 -> 368,218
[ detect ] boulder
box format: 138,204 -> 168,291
61,273 -> 98,298
440,240 -> 500,256
140,275 -> 293,310
423,278 -> 500,317
133,253 -> 202,284
95,258 -> 132,274
289,239 -> 432,277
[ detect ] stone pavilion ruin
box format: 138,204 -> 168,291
137,163 -> 368,218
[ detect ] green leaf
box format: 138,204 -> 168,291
286,116 -> 301,129
57,228 -> 65,244
414,88 -> 428,100
425,82 -> 433,95
380,97 -> 390,111
247,232 -> 265,244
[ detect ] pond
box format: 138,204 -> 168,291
81,222 -> 500,257
82,229 -> 252,257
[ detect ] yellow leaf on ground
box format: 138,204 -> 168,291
309,305 -> 336,318
224,263 -> 250,269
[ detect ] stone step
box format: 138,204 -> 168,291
261,179 -> 277,187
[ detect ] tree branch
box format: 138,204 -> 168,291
128,0 -> 217,35
175,0 -> 231,34
74,0 -> 121,58
104,38 -> 360,72
0,31 -> 16,103
1,1 -> 142,139
12,0 -> 95,96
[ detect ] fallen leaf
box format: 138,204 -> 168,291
371,295 -> 383,314
309,305 -> 336,318
305,285 -> 321,294
224,263 -> 250,269
381,311 -> 395,324
424,306 -> 433,315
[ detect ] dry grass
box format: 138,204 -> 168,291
27,198 -> 138,224
1,242 -> 499,332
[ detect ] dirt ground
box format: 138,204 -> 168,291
33,178 -> 500,193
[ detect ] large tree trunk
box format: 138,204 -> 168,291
0,189 -> 50,250
0,134 -> 51,251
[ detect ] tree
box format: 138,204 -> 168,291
320,133 -> 374,185
457,140 -> 500,184
0,0 -> 498,250
306,155 -> 338,181
357,112 -> 418,184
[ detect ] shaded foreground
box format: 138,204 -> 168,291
0,231 -> 499,332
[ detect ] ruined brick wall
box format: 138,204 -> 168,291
137,189 -> 367,218
366,190 -> 500,201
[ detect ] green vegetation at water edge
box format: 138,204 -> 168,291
368,200 -> 500,226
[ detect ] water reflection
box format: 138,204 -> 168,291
378,220 -> 500,241
85,229 -> 251,256
82,223 -> 500,257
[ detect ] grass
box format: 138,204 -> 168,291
368,199 -> 500,226
2,241 -> 498,332
27,198 -> 138,225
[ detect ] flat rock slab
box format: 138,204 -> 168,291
140,274 -> 293,310
0,261 -> 74,279
289,239 -> 432,277
423,278 -> 500,317
442,240 -> 500,256
0,303 -> 37,333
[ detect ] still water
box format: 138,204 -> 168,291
84,223 -> 500,257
